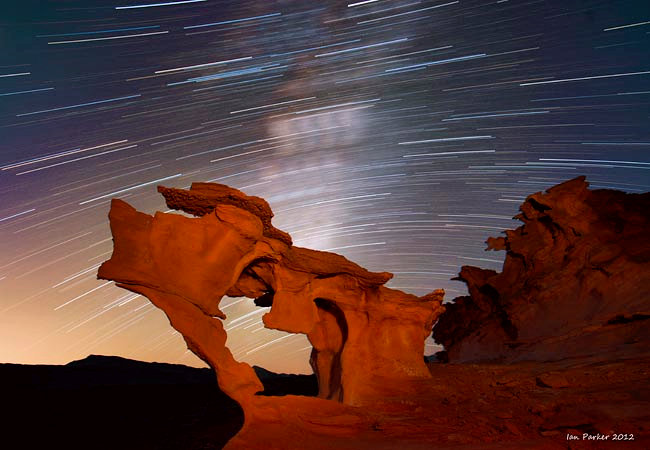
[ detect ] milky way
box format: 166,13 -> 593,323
1,0 -> 648,373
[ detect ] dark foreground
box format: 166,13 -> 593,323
2,354 -> 649,449
1,355 -> 317,449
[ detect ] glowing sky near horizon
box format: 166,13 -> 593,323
1,0 -> 648,374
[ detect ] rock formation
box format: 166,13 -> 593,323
98,176 -> 650,449
98,182 -> 445,442
433,176 -> 650,363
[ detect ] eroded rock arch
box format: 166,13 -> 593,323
98,182 -> 444,413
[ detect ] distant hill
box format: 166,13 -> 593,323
1,355 -> 316,449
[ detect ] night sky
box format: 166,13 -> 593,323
1,0 -> 648,373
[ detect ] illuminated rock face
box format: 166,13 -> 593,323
97,178 -> 650,449
98,182 -> 444,410
433,176 -> 650,363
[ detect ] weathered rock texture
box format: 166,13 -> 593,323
98,177 -> 650,449
98,182 -> 445,447
433,176 -> 650,363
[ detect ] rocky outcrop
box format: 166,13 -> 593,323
97,177 -> 650,449
433,176 -> 650,363
98,182 -> 445,447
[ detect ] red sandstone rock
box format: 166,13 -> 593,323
98,177 -> 650,449
433,176 -> 650,363
98,182 -> 444,421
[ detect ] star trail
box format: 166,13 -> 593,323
1,0 -> 648,373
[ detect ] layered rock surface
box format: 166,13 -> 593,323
433,176 -> 650,363
98,177 -> 649,449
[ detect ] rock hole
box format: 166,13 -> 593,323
220,296 -> 316,397
424,328 -> 444,363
